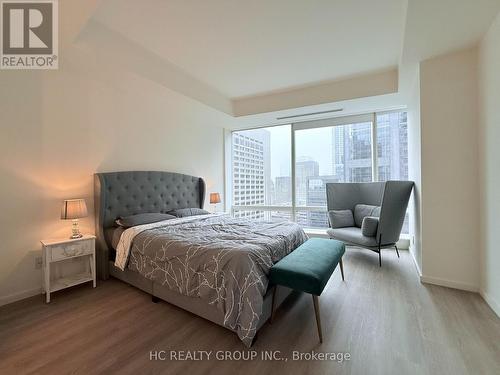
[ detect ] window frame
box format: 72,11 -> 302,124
228,109 -> 408,229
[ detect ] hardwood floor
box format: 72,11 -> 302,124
1,248 -> 499,375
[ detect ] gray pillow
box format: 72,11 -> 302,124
328,209 -> 355,228
354,204 -> 381,227
361,216 -> 379,237
168,208 -> 210,218
115,213 -> 175,228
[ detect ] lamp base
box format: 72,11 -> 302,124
70,219 -> 83,239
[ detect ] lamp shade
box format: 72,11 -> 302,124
61,199 -> 88,220
210,193 -> 221,204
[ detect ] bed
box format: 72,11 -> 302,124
94,171 -> 307,346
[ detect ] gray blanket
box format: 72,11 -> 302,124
126,214 -> 307,346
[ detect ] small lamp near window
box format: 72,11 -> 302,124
210,193 -> 221,213
61,199 -> 88,239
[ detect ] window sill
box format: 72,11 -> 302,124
304,228 -> 330,238
304,228 -> 410,250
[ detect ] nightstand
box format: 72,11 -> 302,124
40,235 -> 96,303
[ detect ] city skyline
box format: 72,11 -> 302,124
232,111 -> 408,229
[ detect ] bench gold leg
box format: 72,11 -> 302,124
312,295 -> 323,343
339,257 -> 345,281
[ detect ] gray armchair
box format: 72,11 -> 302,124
326,181 -> 414,266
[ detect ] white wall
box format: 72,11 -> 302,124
478,12 -> 500,316
406,64 -> 423,274
418,47 -> 480,291
0,43 -> 234,305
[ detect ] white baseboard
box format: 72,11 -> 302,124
409,249 -> 422,276
420,275 -> 478,292
479,289 -> 500,318
397,237 -> 410,250
0,287 -> 42,307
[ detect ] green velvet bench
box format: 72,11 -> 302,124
269,238 -> 345,343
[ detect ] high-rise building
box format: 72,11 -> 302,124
377,112 -> 408,181
293,159 -> 320,226
232,129 -> 271,220
295,159 -> 319,206
331,123 -> 373,183
376,112 -> 409,232
331,126 -> 345,177
274,176 -> 292,205
302,175 -> 340,228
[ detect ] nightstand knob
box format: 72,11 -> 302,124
63,246 -> 77,257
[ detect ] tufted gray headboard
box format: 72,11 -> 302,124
94,171 -> 206,279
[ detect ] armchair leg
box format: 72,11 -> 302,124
395,245 -> 400,258
378,235 -> 382,267
339,257 -> 345,281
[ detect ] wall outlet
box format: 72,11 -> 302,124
35,256 -> 43,269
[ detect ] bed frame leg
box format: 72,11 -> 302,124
152,295 -> 160,303
250,331 -> 259,347
270,286 -> 277,324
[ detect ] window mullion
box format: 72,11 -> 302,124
291,125 -> 296,222
371,113 -> 378,182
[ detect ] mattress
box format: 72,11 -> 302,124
114,213 -> 307,346
104,227 -> 125,251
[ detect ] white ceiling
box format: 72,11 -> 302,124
401,0 -> 500,64
93,0 -> 406,98
84,0 -> 500,118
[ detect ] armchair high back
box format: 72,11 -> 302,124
326,181 -> 414,266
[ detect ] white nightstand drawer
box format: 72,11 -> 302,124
51,241 -> 93,261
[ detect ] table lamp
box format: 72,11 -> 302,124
61,198 -> 88,239
210,193 -> 221,213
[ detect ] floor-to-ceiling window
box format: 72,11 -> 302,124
294,118 -> 374,228
375,111 -> 409,232
231,110 -> 409,231
232,125 -> 292,221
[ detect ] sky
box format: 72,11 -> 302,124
267,125 -> 333,179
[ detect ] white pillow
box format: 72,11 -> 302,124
361,216 -> 379,237
354,204 -> 381,227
